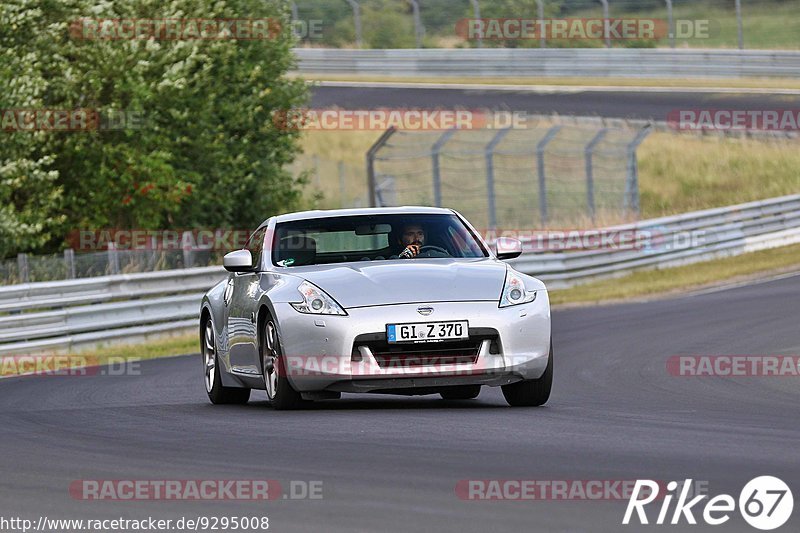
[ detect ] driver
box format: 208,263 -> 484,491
398,224 -> 426,259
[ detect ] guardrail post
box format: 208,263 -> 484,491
17,253 -> 29,283
624,125 -> 652,218
536,0 -> 546,48
407,0 -> 424,48
735,0 -> 744,49
366,127 -> 397,207
536,125 -> 562,227
599,0 -> 610,48
665,0 -> 674,48
182,231 -> 194,269
584,128 -> 608,225
107,242 -> 120,275
338,160 -> 346,207
485,128 -> 512,231
469,0 -> 482,48
432,128 -> 457,207
64,248 -> 76,279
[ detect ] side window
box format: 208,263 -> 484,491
245,228 -> 267,269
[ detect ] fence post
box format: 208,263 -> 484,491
431,128 -> 457,207
107,242 -> 120,275
182,230 -> 194,269
665,0 -> 674,48
624,125 -> 652,218
366,127 -> 397,207
599,0 -> 610,48
345,0 -> 362,48
536,0 -> 546,48
536,125 -> 562,227
469,0 -> 482,48
407,0 -> 424,48
735,0 -> 744,49
17,253 -> 29,283
584,128 -> 608,225
484,128 -> 512,231
338,160 -> 346,207
64,248 -> 76,279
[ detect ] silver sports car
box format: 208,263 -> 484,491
200,207 -> 552,409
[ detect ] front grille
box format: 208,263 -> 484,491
353,328 -> 498,369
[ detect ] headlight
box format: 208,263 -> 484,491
290,280 -> 347,315
499,270 -> 537,308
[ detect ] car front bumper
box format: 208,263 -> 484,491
272,293 -> 551,393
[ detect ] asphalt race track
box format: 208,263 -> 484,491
2,274 -> 799,532
311,84 -> 800,121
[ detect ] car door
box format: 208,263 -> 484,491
226,227 -> 267,377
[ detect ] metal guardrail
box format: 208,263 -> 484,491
2,194 -> 800,354
0,267 -> 226,355
293,48 -> 800,79
510,194 -> 800,288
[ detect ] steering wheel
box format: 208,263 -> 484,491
417,245 -> 450,257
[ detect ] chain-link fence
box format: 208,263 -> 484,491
1,247 -> 223,286
364,122 -> 651,230
291,0 -> 798,50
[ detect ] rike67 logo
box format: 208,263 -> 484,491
623,476 -> 793,530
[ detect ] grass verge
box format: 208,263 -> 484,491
0,332 -> 198,378
549,243 -> 800,307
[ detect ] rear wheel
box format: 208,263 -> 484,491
203,319 -> 250,405
262,316 -> 304,410
501,343 -> 553,407
440,385 -> 481,400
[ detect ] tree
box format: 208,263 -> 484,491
0,0 -> 308,258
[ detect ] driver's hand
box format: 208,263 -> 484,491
399,244 -> 421,259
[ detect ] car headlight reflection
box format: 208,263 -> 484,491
291,280 -> 347,316
499,270 -> 537,308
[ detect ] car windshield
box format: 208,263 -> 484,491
271,213 -> 487,267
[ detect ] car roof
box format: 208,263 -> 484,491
268,206 -> 455,225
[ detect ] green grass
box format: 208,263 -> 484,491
549,242 -> 800,306
411,0 -> 800,50
639,133 -> 800,218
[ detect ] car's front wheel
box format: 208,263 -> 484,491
203,319 -> 250,405
262,316 -> 304,410
501,343 -> 553,407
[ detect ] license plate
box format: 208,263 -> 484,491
386,321 -> 469,344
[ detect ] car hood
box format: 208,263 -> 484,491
290,259 -> 507,308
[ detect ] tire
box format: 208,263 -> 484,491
501,342 -> 553,407
261,315 -> 304,410
440,385 -> 481,400
202,318 -> 250,405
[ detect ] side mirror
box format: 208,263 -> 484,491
494,237 -> 522,260
223,249 -> 254,272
